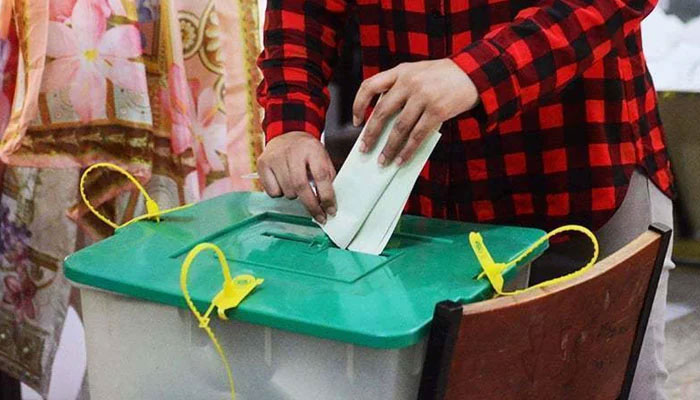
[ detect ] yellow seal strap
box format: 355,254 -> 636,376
180,243 -> 264,400
79,162 -> 193,229
470,225 -> 599,296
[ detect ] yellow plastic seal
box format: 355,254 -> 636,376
181,243 -> 264,400
79,162 -> 193,229
470,225 -> 599,296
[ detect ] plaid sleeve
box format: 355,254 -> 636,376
256,0 -> 349,142
450,0 -> 658,128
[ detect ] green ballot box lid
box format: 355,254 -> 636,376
65,192 -> 547,349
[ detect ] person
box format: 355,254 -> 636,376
255,0 -> 675,398
0,0 -> 262,397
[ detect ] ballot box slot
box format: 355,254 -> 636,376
167,212 -> 467,283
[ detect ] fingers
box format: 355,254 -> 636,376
258,154 -> 296,199
288,156 -> 326,223
360,87 -> 406,154
257,132 -> 340,222
257,159 -> 282,197
352,67 -> 399,127
273,162 -> 296,199
380,99 -> 424,166
396,112 -> 439,166
308,156 -> 337,217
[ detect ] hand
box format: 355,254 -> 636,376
257,131 -> 337,223
353,59 -> 480,166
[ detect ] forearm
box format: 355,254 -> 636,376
256,0 -> 349,141
450,0 -> 658,126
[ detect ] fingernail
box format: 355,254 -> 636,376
378,154 -> 386,166
327,206 -> 337,216
396,157 -> 404,166
360,141 -> 368,153
316,215 -> 327,224
353,116 -> 360,127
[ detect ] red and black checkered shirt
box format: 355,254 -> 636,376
256,0 -> 674,230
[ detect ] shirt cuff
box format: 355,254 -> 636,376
262,98 -> 325,142
450,39 -> 521,129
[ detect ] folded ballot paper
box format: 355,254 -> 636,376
318,114 -> 441,255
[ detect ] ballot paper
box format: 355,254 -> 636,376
318,113 -> 441,255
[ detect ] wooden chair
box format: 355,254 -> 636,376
418,224 -> 672,400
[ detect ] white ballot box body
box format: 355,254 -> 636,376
78,263 -> 530,400
80,289 -> 427,400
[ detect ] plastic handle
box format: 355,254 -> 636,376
470,225 -> 600,296
79,162 -> 193,230
180,243 -> 264,400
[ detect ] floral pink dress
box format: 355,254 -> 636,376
0,0 -> 263,396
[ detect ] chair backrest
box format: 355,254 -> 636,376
418,224 -> 672,400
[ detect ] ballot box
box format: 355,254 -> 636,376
64,192 -> 546,400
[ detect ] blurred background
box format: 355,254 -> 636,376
640,2 -> 700,398
646,0 -> 700,257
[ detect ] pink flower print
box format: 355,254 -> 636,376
192,87 -> 227,175
162,64 -> 195,154
2,272 -> 38,322
161,66 -> 227,177
49,0 -> 78,22
50,0 -> 111,25
181,88 -> 228,198
42,0 -> 146,122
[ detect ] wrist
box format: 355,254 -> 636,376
444,58 -> 481,114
